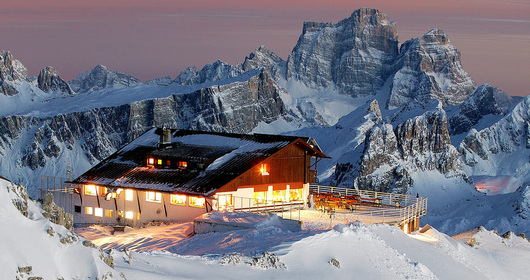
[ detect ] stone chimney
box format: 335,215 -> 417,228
160,127 -> 171,145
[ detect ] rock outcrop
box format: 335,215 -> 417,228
0,50 -> 29,96
68,64 -> 143,93
239,46 -> 283,79
387,29 -> 475,109
173,60 -> 243,85
37,66 -> 73,94
449,84 -> 517,135
285,8 -> 398,97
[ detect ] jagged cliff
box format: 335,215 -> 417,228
68,64 -> 143,93
0,50 -> 29,96
286,8 -> 398,97
37,66 -> 73,95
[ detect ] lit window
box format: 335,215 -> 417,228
116,188 -> 123,195
170,194 -> 187,206
147,157 -> 155,165
157,159 -> 163,165
105,209 -> 113,218
189,196 -> 205,208
94,207 -> 103,217
218,194 -> 232,209
85,185 -> 97,196
260,163 -> 269,176
289,189 -> 303,201
273,190 -> 286,202
85,207 -> 93,215
125,189 -> 134,201
166,160 -> 171,166
146,191 -> 162,203
125,211 -> 134,220
178,161 -> 187,168
254,191 -> 267,203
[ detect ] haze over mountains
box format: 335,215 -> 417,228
0,8 -> 529,236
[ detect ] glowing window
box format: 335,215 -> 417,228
157,159 -> 163,165
254,191 -> 267,203
170,194 -> 187,206
260,163 -> 269,175
147,157 -> 155,165
125,211 -> 134,220
166,160 -> 171,166
94,207 -> 103,217
105,209 -> 113,218
273,190 -> 286,202
178,161 -> 187,168
85,207 -> 93,215
125,189 -> 134,201
84,185 -> 97,196
218,194 -> 232,209
289,189 -> 303,201
146,191 -> 162,203
189,196 -> 205,208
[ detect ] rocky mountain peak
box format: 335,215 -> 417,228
0,50 -> 29,96
387,29 -> 475,109
173,60 -> 242,86
286,8 -> 398,97
240,45 -> 283,74
37,66 -> 73,95
68,64 -> 143,93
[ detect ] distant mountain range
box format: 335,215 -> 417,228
0,7 -> 529,236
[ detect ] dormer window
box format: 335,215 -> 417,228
260,163 -> 269,176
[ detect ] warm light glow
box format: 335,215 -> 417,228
403,223 -> 409,234
254,191 -> 267,203
85,207 -> 93,215
178,161 -> 187,168
125,211 -> 134,220
94,207 -> 103,217
84,184 -> 97,196
170,194 -> 187,206
273,190 -> 286,202
218,194 -> 232,209
260,163 -> 269,175
125,189 -> 134,201
189,196 -> 205,207
146,191 -> 162,203
116,188 -> 123,195
157,159 -> 163,165
289,189 -> 303,201
105,209 -> 113,218
148,157 -> 155,165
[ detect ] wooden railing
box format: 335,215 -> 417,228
38,175 -> 79,199
213,196 -> 304,221
309,185 -> 427,226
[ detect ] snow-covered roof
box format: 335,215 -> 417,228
72,128 -> 326,195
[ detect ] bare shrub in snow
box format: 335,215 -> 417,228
329,258 -> 341,268
219,253 -> 243,265
249,251 -> 286,269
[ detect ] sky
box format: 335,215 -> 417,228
0,0 -> 528,96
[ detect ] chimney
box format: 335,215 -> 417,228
160,127 -> 171,145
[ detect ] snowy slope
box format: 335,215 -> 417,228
0,177 -> 122,279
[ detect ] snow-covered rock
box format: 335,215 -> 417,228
0,50 -> 29,96
387,29 -> 475,109
285,8 -> 398,97
68,64 -> 143,93
37,66 -> 73,95
239,45 -> 284,79
173,60 -> 243,85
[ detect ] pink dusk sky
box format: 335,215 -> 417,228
1,0 -> 529,96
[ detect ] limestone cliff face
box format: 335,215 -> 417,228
449,84 -> 517,135
332,105 -> 464,193
37,66 -> 73,94
0,51 -> 29,96
173,60 -> 243,86
68,64 -> 143,93
285,8 -> 398,97
239,46 -> 284,80
387,29 -> 475,109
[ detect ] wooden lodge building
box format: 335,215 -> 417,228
61,128 -> 327,226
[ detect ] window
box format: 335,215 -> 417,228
273,190 -> 286,202
260,163 -> 269,175
157,159 -> 163,165
105,209 -> 113,218
218,194 -> 232,209
254,191 -> 267,203
85,207 -> 93,215
166,160 -> 171,166
146,191 -> 162,203
94,207 -> 103,217
170,194 -> 187,206
74,205 -> 81,213
125,189 -> 134,201
178,161 -> 187,168
147,157 -> 155,165
289,189 -> 303,201
189,196 -> 205,208
85,185 -> 97,196
125,211 -> 134,220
